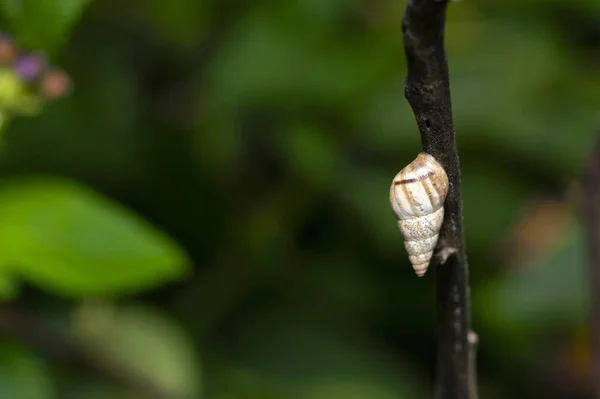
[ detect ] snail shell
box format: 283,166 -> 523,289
389,153 -> 449,277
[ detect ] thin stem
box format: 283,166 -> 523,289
0,304 -> 178,399
401,1 -> 477,398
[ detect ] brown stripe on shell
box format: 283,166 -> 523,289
428,171 -> 448,194
399,180 -> 413,213
420,178 -> 434,209
393,171 -> 435,185
424,175 -> 442,205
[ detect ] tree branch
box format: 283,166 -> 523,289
401,1 -> 477,398
581,131 -> 600,398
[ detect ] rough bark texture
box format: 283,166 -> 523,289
401,1 -> 477,398
582,134 -> 600,399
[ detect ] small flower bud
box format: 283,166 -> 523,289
41,69 -> 72,100
0,34 -> 16,64
14,52 -> 47,82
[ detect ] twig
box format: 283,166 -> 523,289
581,132 -> 600,398
401,1 -> 477,398
0,304 -> 178,399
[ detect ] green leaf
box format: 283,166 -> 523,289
73,302 -> 202,398
0,342 -> 55,399
0,177 -> 190,298
0,0 -> 94,53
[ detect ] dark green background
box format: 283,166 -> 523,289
0,0 -> 597,398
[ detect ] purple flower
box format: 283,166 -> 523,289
14,53 -> 47,81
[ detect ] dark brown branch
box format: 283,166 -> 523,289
401,1 -> 477,398
0,304 -> 179,399
581,132 -> 600,398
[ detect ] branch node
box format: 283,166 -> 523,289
468,330 -> 478,347
437,246 -> 458,264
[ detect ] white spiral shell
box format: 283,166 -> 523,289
389,153 -> 449,277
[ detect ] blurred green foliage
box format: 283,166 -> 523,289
0,342 -> 54,398
0,0 -> 596,398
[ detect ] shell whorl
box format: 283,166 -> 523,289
389,153 -> 449,277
